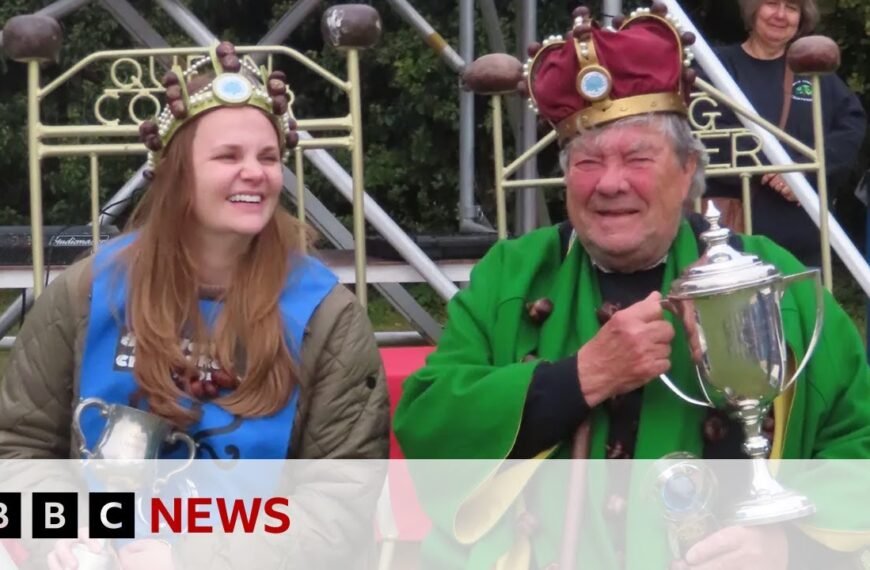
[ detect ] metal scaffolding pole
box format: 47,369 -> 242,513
258,0 -> 322,47
478,0 -> 506,55
154,0 -> 215,46
458,0 -> 491,234
0,0 -> 93,48
384,0 -> 465,74
601,0 -> 623,27
100,0 -> 170,49
458,0 -> 474,226
155,0 -> 459,300
299,133 -> 459,300
517,0 -> 540,234
99,164 -> 147,226
478,0 -> 521,132
0,295 -> 30,341
281,170 -> 443,342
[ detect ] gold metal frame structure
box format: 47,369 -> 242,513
489,75 -> 835,291
21,44 -> 370,305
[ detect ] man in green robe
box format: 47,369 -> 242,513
393,4 -> 870,570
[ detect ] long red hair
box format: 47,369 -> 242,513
119,110 -> 307,427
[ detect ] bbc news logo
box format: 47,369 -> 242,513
0,493 -> 291,539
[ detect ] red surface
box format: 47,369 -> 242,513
379,346 -> 434,540
381,346 -> 433,460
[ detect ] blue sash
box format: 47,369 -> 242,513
78,235 -> 338,459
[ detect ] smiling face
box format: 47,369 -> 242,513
752,0 -> 801,48
565,117 -> 697,272
189,106 -> 284,245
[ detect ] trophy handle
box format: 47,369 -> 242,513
153,431 -> 197,493
658,374 -> 714,408
73,397 -> 110,460
781,269 -> 825,392
658,297 -> 713,408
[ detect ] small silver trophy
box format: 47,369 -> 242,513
73,397 -> 197,489
659,203 -> 824,525
70,397 -> 197,569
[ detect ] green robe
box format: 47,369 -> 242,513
393,220 -> 870,569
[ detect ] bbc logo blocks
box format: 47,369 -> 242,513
0,493 -> 135,539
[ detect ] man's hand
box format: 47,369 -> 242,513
762,173 -> 798,203
672,525 -> 788,570
118,539 -> 174,570
577,291 -> 674,407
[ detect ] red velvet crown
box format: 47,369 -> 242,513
524,2 -> 697,141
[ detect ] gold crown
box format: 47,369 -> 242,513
138,41 -> 298,176
520,3 -> 698,138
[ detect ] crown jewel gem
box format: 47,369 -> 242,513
212,73 -> 253,104
578,70 -> 610,100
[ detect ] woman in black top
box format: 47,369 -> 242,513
705,0 -> 866,267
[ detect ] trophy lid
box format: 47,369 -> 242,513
669,203 -> 780,298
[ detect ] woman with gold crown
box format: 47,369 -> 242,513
0,41 -> 388,569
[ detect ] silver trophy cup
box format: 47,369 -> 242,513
71,398 -> 197,570
658,204 -> 824,525
73,397 -> 197,490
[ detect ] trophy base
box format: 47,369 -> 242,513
729,490 -> 816,526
